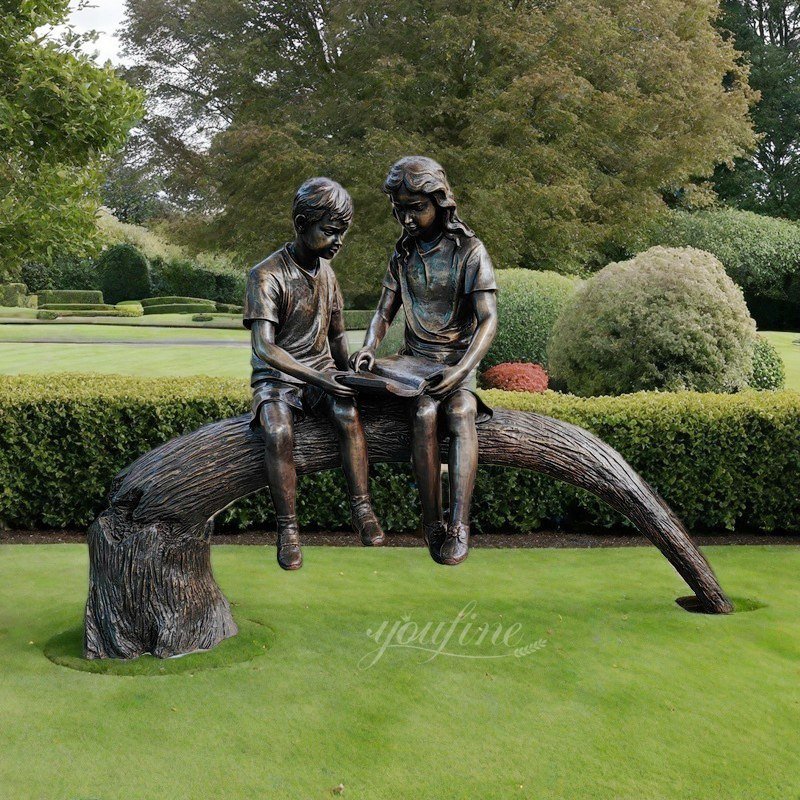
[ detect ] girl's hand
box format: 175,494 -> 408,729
429,366 -> 468,398
350,347 -> 376,372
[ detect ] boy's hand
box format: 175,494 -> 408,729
313,371 -> 356,398
429,366 -> 468,399
350,347 -> 376,372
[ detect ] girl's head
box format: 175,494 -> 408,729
383,156 -> 473,256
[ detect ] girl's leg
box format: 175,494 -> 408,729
440,390 -> 478,564
411,394 -> 443,525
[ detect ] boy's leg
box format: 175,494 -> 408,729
323,395 -> 385,546
439,390 -> 478,565
259,400 -> 302,570
411,394 -> 446,561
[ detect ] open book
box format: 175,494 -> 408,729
336,354 -> 446,398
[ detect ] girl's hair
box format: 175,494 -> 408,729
382,156 -> 473,262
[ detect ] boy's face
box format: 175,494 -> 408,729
391,188 -> 438,239
296,211 -> 348,259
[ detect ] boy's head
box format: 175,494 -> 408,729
292,177 -> 353,260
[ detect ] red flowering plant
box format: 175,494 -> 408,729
480,362 -> 549,393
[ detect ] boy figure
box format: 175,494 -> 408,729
243,177 -> 385,570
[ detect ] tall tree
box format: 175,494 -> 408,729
0,0 -> 143,281
122,0 -> 755,299
715,1 -> 800,217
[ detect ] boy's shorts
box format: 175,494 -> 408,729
250,378 -> 331,429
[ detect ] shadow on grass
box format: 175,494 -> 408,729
43,617 -> 275,676
676,595 -> 767,614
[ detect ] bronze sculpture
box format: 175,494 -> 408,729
243,177 -> 384,569
83,161 -> 735,661
351,156 -> 497,565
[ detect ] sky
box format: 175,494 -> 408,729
64,0 -> 127,65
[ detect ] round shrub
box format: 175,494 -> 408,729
481,362 -> 549,393
483,270 -> 580,369
750,335 -> 786,390
192,314 -> 215,322
95,244 -> 150,304
548,247 -> 758,396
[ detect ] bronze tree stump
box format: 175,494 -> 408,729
84,399 -> 733,660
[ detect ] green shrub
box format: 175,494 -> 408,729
39,303 -> 116,311
36,308 -> 142,319
643,208 -> 800,327
1,375 -> 799,533
21,256 -> 99,294
343,309 -> 376,329
0,283 -> 28,307
140,295 -> 214,307
483,270 -> 581,369
36,310 -> 59,320
750,335 -> 786,390
95,244 -> 150,304
116,300 -> 143,309
548,247 -> 758,396
192,314 -> 215,322
38,289 -> 104,305
149,257 -> 246,305
215,302 -> 243,314
143,303 -> 218,315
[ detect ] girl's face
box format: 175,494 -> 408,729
391,188 -> 439,240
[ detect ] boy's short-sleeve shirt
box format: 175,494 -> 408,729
381,234 -> 496,365
243,245 -> 342,385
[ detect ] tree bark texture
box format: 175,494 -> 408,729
84,399 -> 733,659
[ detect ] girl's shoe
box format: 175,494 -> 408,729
422,520 -> 447,564
439,522 -> 469,565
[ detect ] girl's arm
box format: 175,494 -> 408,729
429,291 -> 498,398
349,287 -> 402,371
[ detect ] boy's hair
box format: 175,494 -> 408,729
292,177 -> 353,230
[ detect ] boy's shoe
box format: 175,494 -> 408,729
350,494 -> 386,546
439,522 -> 470,565
422,520 -> 447,564
276,515 -> 303,570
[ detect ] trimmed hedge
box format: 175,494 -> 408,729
39,304 -> 117,312
140,295 -> 215,307
1,375 -> 798,533
143,303 -> 218,315
38,289 -> 104,305
483,270 -> 581,369
1,283 -> 29,307
149,257 -> 247,305
96,244 -> 150,304
751,335 -> 786,391
215,302 -> 243,314
36,307 -> 142,320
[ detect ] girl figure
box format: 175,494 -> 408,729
351,156 -> 497,565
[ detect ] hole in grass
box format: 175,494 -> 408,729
43,617 -> 275,676
676,596 -> 766,614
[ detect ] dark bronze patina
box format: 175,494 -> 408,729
351,156 -> 498,565
243,177 -> 385,569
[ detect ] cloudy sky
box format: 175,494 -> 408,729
65,0 -> 127,64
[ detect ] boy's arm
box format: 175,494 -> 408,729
349,287 -> 402,371
252,320 -> 354,397
327,310 -> 350,371
429,290 -> 498,398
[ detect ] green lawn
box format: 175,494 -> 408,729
1,544 -> 798,799
0,324 -> 366,378
761,330 -> 800,390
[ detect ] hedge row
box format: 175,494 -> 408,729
142,303 -> 217,315
1,375 -> 798,533
38,289 -> 104,305
36,308 -> 142,320
39,304 -> 117,312
140,295 -> 214,307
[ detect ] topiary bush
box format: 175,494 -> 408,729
750,335 -> 786,390
38,289 -> 104,305
481,362 -> 549,393
548,247 -> 758,396
643,208 -> 800,328
483,270 -> 581,369
140,295 -> 213,307
192,314 -> 215,322
95,244 -> 150,304
0,283 -> 28,307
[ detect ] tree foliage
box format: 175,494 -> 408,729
715,1 -> 800,217
122,0 -> 755,296
0,0 -> 143,280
